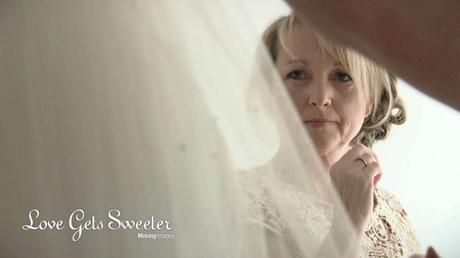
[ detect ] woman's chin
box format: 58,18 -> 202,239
311,140 -> 335,154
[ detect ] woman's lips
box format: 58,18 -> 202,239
304,120 -> 335,128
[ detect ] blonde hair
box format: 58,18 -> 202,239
262,15 -> 406,147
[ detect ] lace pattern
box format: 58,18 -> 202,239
238,170 -> 422,258
360,188 -> 422,257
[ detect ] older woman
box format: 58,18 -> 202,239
241,14 -> 422,258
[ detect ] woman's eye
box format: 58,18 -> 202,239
333,71 -> 352,82
286,70 -> 307,80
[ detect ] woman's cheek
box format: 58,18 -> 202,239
289,91 -> 307,112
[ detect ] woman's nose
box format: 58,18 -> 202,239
308,82 -> 332,107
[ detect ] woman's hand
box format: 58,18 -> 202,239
329,144 -> 382,235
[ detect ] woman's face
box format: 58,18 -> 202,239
275,26 -> 370,155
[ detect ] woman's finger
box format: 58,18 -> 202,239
354,152 -> 375,170
373,173 -> 382,185
362,162 -> 381,181
341,143 -> 367,162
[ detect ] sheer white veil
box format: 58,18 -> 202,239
0,1 -> 359,257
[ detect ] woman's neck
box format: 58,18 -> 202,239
269,139 -> 351,175
319,144 -> 351,171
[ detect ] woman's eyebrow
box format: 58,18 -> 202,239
283,59 -> 310,68
333,61 -> 344,67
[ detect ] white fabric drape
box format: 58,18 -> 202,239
0,1 -> 358,257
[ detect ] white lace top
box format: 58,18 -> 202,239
238,170 -> 422,258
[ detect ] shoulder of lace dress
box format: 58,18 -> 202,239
237,169 -> 331,240
237,169 -> 287,235
374,187 -> 419,238
360,187 -> 422,257
237,168 -> 333,258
